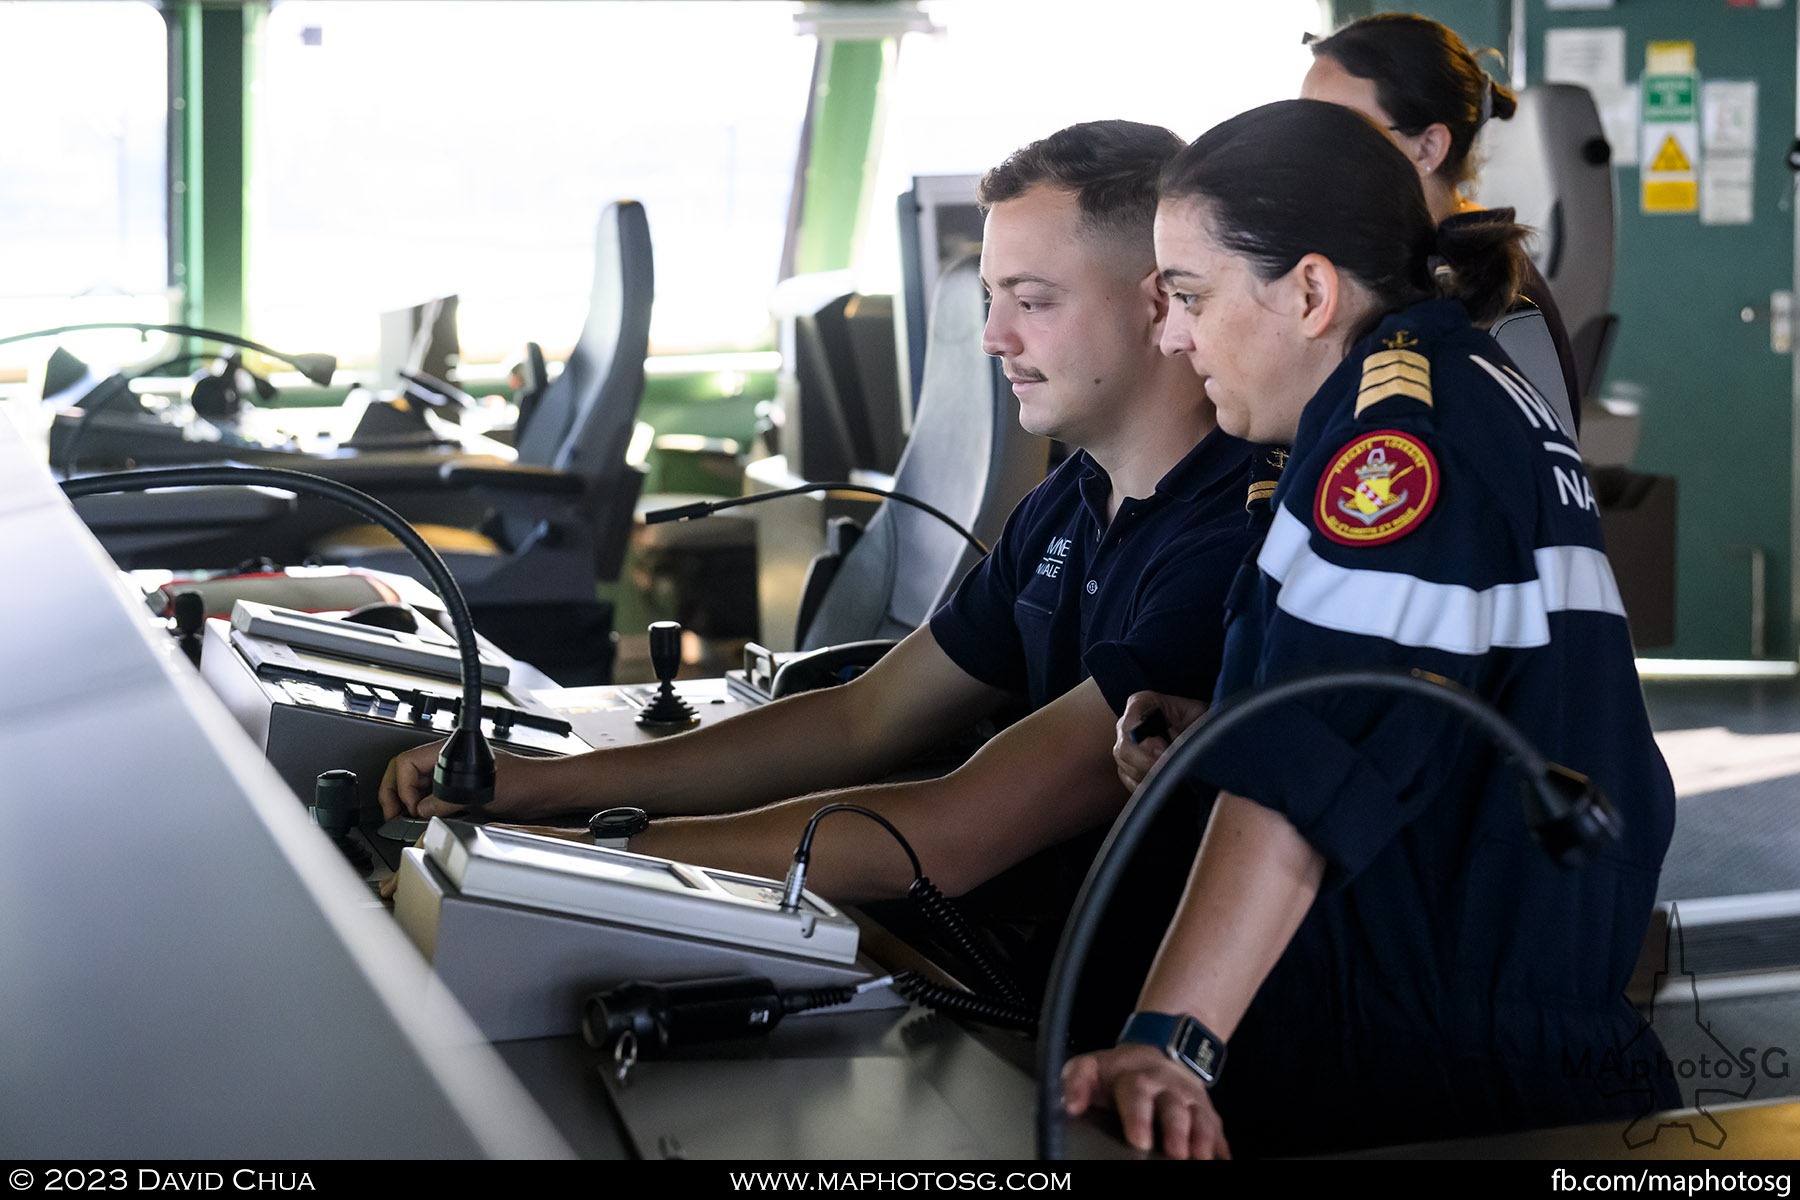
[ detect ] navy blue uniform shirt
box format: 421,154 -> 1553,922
1192,298 -> 1677,1155
914,425 -> 1257,1044
931,425 -> 1256,715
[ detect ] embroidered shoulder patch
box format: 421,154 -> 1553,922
1313,430 -> 1440,546
1355,329 -> 1432,418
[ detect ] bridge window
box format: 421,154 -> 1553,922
250,1 -> 814,367
0,0 -> 169,378
860,0 -> 1328,291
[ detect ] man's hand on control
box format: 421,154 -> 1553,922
1113,691 -> 1209,792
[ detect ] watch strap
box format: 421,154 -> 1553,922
1116,1010 -> 1226,1087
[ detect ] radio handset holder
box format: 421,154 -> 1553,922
768,639 -> 897,699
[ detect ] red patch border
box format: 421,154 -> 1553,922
1312,429 -> 1440,547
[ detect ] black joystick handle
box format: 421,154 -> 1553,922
648,620 -> 682,683
172,589 -> 206,667
637,620 -> 699,730
311,769 -> 372,873
311,769 -> 360,842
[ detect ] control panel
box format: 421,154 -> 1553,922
198,602 -> 592,869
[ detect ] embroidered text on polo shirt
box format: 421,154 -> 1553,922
1036,535 -> 1073,579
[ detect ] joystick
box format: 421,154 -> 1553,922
636,620 -> 699,730
311,768 -> 371,872
171,588 -> 206,667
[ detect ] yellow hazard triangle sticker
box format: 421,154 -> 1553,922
1650,134 -> 1691,173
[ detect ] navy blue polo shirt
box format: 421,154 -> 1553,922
908,424 -> 1256,1049
929,425 -> 1257,716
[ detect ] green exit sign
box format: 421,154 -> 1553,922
1643,72 -> 1696,120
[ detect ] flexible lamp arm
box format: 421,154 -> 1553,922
0,322 -> 337,387
59,464 -> 493,810
1033,666 -> 1621,1159
645,481 -> 988,557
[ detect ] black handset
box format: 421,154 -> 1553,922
1129,708 -> 1170,744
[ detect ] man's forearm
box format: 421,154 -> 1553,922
516,629 -> 1006,822
630,677 -> 1131,906
628,779 -> 938,903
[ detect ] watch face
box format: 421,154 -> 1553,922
588,806 -> 650,839
1180,1033 -> 1222,1083
1173,1015 -> 1225,1086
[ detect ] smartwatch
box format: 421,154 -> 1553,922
588,806 -> 650,849
1117,1010 -> 1227,1088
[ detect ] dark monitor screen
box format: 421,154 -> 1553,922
770,273 -> 904,481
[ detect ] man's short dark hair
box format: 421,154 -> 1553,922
978,119 -> 1185,245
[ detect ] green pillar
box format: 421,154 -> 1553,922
172,1 -> 260,336
792,38 -> 889,276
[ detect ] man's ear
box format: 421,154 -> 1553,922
1291,253 -> 1341,339
1141,266 -> 1169,329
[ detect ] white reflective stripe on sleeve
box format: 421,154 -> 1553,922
1471,353 -> 1573,440
1257,507 -> 1627,655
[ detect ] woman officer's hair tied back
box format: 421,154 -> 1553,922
1431,214 -> 1522,325
1160,99 -> 1527,328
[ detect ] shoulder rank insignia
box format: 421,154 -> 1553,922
1355,329 -> 1431,418
1245,446 -> 1288,512
1313,430 -> 1439,547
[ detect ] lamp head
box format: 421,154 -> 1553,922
286,352 -> 338,388
433,724 -> 496,811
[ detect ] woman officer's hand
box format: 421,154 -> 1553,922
1061,1043 -> 1230,1160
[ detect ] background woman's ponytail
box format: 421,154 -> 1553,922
1433,215 -> 1529,326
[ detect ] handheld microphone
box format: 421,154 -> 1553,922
581,975 -> 890,1056
58,464 -> 495,811
644,479 -> 988,557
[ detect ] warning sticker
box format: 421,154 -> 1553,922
1649,134 -> 1692,173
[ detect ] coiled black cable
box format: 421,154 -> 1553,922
890,971 -> 1037,1032
905,875 -> 1026,1008
780,983 -> 860,1013
790,802 -> 1032,1030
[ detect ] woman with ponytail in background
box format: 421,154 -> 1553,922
1302,12 -> 1582,424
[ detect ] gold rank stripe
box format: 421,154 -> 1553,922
1246,479 -> 1278,507
1355,349 -> 1432,417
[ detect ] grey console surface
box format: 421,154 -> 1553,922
501,1005 -> 1139,1162
0,410 -> 570,1159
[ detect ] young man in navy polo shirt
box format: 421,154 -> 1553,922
381,121 -> 1257,1025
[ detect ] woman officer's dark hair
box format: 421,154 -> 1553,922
1307,12 -> 1515,187
1160,99 -> 1526,328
